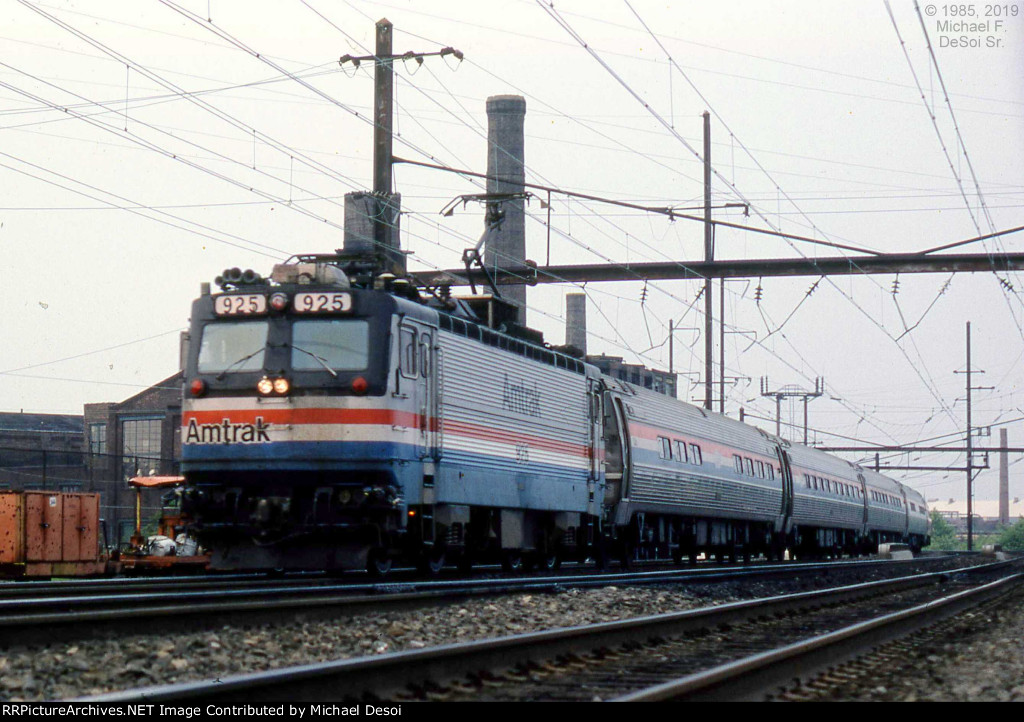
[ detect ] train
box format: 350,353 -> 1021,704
179,252 -> 930,575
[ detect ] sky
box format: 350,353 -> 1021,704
1,0 -> 1022,507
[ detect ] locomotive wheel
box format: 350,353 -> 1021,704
541,553 -> 561,571
367,550 -> 392,577
418,548 -> 446,577
532,551 -> 561,572
500,550 -> 524,573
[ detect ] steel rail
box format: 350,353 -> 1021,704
0,555 -> 954,621
0,553 -> 960,601
613,572 -> 1024,701
0,555 -> 974,647
80,560 -> 1017,704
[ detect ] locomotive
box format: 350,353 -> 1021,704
179,253 -> 930,574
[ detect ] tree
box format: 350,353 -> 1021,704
927,510 -> 961,550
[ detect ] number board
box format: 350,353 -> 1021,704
214,294 -> 267,316
293,292 -> 353,314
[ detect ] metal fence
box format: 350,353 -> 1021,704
0,445 -> 178,492
0,446 -> 181,547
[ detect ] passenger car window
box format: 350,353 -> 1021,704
676,440 -> 689,464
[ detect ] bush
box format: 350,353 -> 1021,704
997,518 -> 1024,550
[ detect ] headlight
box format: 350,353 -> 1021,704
269,292 -> 289,311
273,377 -> 290,394
257,377 -> 274,395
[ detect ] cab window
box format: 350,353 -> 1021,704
291,319 -> 370,371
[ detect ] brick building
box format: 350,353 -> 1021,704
586,354 -> 678,398
83,372 -> 183,545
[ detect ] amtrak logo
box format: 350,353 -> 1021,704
502,373 -> 541,418
185,417 -> 271,444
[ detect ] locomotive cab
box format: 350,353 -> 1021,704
180,261 -> 430,571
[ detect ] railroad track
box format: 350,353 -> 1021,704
0,555 -> 970,647
81,558 -> 1022,703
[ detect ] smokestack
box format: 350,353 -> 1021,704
1000,427 -> 1010,525
566,293 -> 587,355
484,95 -> 527,323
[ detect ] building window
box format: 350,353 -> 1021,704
89,423 -> 107,456
122,417 -> 163,478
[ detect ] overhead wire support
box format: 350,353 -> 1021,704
393,157 -> 883,257
413,249 -> 1024,286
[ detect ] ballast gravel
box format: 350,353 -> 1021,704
0,584 -> 721,701
814,588 -> 1024,702
0,556 -> 999,702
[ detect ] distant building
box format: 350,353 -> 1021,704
586,354 -> 677,398
0,412 -> 85,491
931,499 -> 1022,535
83,372 -> 183,545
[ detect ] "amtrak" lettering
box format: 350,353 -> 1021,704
502,374 -> 541,418
185,417 -> 271,444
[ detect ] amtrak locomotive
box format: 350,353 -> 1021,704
180,254 -> 930,574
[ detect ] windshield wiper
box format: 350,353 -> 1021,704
214,348 -> 266,380
289,344 -> 338,377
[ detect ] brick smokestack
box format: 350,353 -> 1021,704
566,293 -> 587,355
484,95 -> 527,324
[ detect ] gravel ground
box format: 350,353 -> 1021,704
0,585 -> 725,701
0,556 -> 997,702
811,586 -> 1024,702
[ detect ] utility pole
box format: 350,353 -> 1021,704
339,20 -> 462,272
372,19 -> 394,252
760,377 -> 824,442
954,321 -> 993,551
966,322 -> 973,550
1000,428 -> 1010,526
703,111 -> 713,411
720,276 -> 725,415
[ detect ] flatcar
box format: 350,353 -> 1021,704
179,254 -> 929,574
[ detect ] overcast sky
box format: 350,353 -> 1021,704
1,0 -> 1022,506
